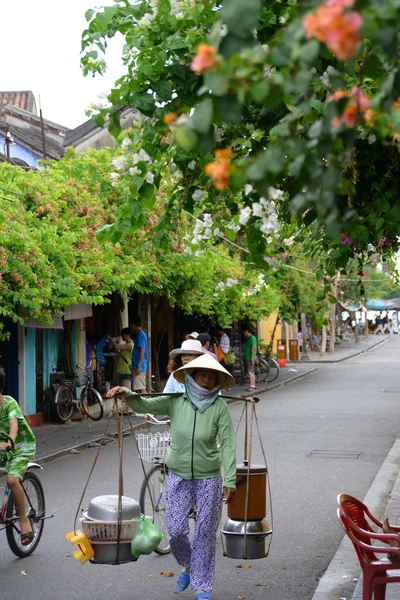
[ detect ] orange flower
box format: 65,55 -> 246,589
328,86 -> 371,128
204,147 -> 232,190
190,44 -> 218,74
326,0 -> 354,8
364,109 -> 375,126
328,90 -> 347,102
163,112 -> 177,125
303,0 -> 362,60
215,148 -> 232,160
393,97 -> 400,110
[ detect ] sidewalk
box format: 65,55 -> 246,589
352,457 -> 400,599
312,438 -> 400,600
34,363 -> 317,464
303,333 -> 390,363
34,334 -> 389,465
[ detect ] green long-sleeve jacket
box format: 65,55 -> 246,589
125,390 -> 237,489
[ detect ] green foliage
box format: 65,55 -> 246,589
80,0 -> 400,285
0,147 -> 284,338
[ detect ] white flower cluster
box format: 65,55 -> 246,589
238,187 -> 282,237
138,0 -> 158,26
217,278 -> 239,290
182,213 -> 222,255
192,189 -> 205,202
110,149 -> 154,186
170,0 -> 197,20
320,65 -> 338,89
283,236 -> 295,247
244,273 -> 269,297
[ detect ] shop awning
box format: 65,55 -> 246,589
23,315 -> 64,329
63,303 -> 93,321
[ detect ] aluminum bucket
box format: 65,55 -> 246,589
222,518 -> 272,560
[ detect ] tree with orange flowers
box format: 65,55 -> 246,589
81,0 -> 400,290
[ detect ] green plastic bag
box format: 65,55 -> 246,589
224,347 -> 236,366
131,516 -> 163,556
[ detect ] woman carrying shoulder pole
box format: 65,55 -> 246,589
107,354 -> 236,600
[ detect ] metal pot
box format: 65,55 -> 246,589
85,495 -> 140,521
81,495 -> 141,564
222,518 -> 272,560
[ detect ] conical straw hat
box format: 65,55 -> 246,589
173,353 -> 235,390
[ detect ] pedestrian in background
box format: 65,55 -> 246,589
107,328 -> 134,390
130,316 -> 148,393
241,322 -> 257,391
185,331 -> 199,340
374,314 -> 384,335
197,333 -> 218,361
163,339 -> 205,393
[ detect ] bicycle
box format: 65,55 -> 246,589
136,414 -> 172,555
0,432 -> 49,557
265,356 -> 280,383
55,365 -> 104,422
235,356 -> 271,386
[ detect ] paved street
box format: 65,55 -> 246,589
1,336 -> 400,600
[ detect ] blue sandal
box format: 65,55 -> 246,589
195,594 -> 212,600
176,571 -> 190,592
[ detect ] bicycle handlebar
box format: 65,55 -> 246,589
0,431 -> 15,451
135,413 -> 171,425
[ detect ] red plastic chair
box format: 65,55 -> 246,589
337,494 -> 400,600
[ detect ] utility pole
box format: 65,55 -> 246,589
5,131 -> 12,158
39,96 -> 47,159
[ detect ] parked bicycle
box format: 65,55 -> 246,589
235,353 -> 279,386
55,365 -> 104,422
0,432 -> 48,557
265,355 -> 280,383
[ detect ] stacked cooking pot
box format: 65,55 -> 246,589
222,461 -> 272,559
81,495 -> 140,564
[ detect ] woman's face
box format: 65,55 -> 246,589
181,353 -> 198,366
193,369 -> 217,390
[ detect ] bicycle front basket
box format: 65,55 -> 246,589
136,432 -> 170,462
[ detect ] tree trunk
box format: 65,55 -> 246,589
364,308 -> 369,336
281,321 -> 288,359
329,280 -> 337,353
267,313 -> 280,357
321,323 -> 327,356
300,312 -> 309,361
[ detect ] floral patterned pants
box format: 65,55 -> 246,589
165,471 -> 222,592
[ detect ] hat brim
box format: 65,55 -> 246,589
173,353 -> 235,390
169,348 -> 205,360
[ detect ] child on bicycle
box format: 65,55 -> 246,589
0,366 -> 36,545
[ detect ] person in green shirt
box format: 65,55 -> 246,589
241,322 -> 257,391
107,353 -> 236,600
0,366 -> 36,545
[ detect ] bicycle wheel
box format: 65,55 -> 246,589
255,358 -> 270,383
139,464 -> 171,554
81,387 -> 104,421
6,470 -> 45,558
55,384 -> 74,422
267,357 -> 280,382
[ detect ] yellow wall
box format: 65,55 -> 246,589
258,313 -> 282,355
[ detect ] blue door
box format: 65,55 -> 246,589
0,321 -> 19,401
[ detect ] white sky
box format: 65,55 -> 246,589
1,0 -> 124,129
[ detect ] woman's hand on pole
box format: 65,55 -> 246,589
106,386 -> 126,398
222,487 -> 236,504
